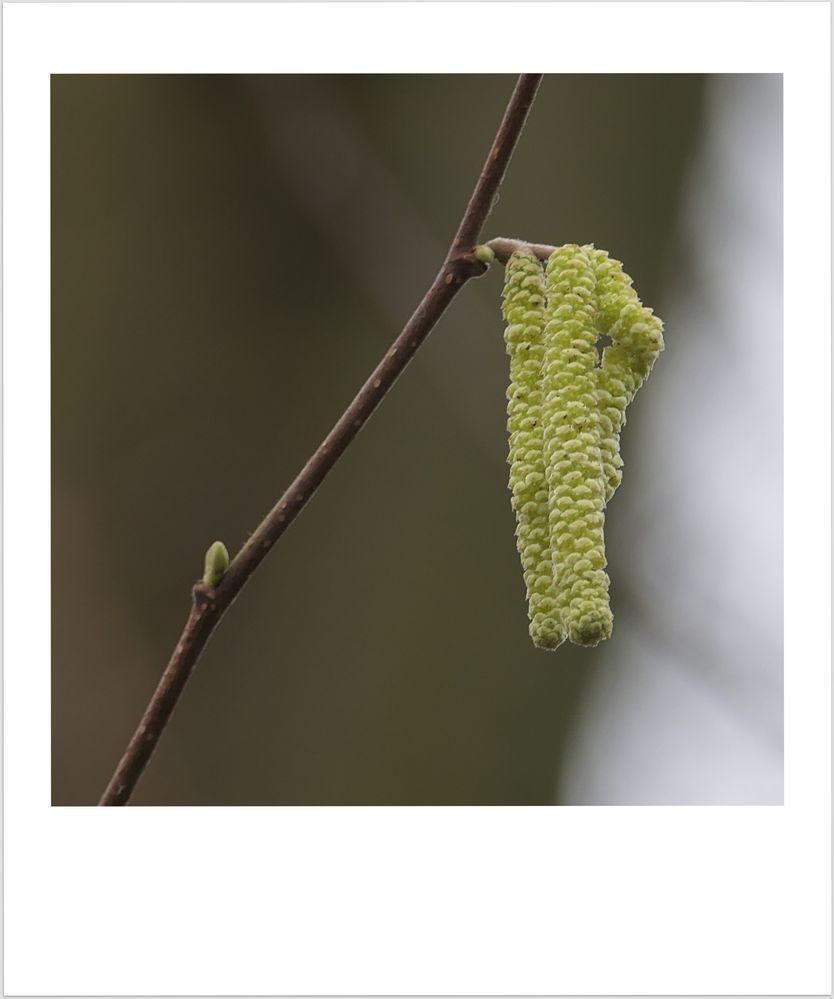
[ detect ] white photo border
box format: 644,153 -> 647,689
4,2 -> 830,995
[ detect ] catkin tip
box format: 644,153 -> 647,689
531,626 -> 566,651
569,613 -> 613,648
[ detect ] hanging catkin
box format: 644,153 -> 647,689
498,241 -> 663,650
588,247 -> 665,504
541,244 -> 613,647
502,251 -> 565,649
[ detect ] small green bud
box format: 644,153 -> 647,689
474,244 -> 496,265
203,541 -> 229,588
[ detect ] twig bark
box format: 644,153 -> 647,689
98,73 -> 543,806
485,237 -> 561,263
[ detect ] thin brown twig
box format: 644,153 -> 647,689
484,237 -> 561,263
98,73 -> 543,806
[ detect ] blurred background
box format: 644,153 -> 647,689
52,74 -> 782,805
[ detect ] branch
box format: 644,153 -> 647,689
98,74 -> 543,806
485,236 -> 561,263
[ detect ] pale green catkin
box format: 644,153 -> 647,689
541,245 -> 613,648
588,247 -> 665,504
500,242 -> 662,650
502,251 -> 565,650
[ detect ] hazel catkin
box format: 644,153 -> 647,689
588,247 -> 665,504
500,242 -> 662,650
502,251 -> 565,650
541,245 -> 613,647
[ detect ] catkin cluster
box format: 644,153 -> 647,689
502,244 -> 663,649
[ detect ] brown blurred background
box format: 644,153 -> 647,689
52,74 -> 781,805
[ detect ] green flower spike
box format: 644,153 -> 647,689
588,247 -> 665,504
542,244 -> 613,647
502,250 -> 565,650
203,541 -> 229,589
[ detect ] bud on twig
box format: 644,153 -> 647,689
203,541 -> 229,589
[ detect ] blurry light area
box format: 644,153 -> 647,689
561,75 -> 783,804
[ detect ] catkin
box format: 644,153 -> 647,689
541,245 -> 613,647
502,251 -> 565,649
500,243 -> 662,650
588,247 -> 665,504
